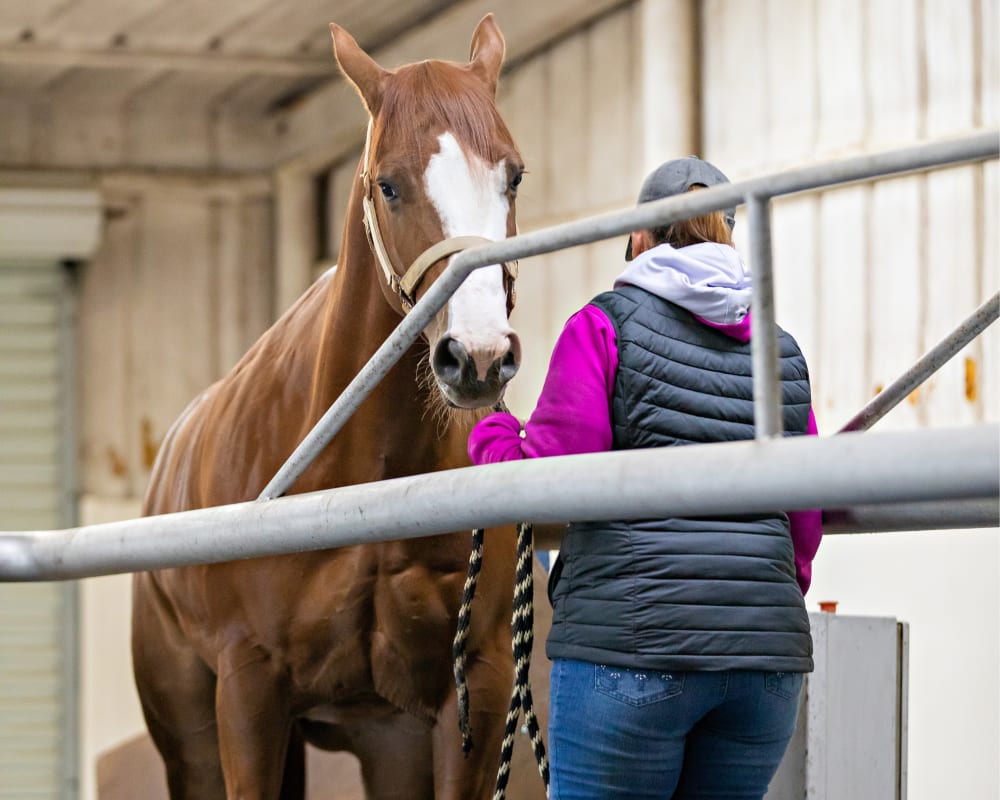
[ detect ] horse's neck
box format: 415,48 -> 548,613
295,201 -> 467,488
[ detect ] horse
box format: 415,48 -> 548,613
132,16 -> 529,799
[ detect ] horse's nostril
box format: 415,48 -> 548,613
499,348 -> 519,383
432,336 -> 469,383
499,333 -> 521,383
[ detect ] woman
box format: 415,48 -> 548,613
468,156 -> 822,800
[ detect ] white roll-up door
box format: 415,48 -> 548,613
0,261 -> 78,799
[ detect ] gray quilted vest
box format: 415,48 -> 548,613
546,285 -> 814,673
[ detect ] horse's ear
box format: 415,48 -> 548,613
468,13 -> 506,96
330,23 -> 388,115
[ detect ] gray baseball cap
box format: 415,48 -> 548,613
625,156 -> 736,260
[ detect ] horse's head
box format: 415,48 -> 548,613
330,15 -> 523,409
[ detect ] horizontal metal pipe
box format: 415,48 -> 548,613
3,425 -> 996,582
822,498 -> 999,534
259,132 -> 999,499
532,498 -> 1000,548
840,291 -> 1000,432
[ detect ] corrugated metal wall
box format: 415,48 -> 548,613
0,262 -> 76,799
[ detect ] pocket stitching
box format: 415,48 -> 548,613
595,667 -> 685,708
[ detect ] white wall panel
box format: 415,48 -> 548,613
764,0 -> 817,166
498,49 -> 552,416
584,7 -> 637,209
981,160 -> 999,423
702,0 -> 769,173
638,0 -> 697,172
506,253 -> 555,416
79,192 -> 140,499
983,0 -> 999,128
923,168 -> 981,427
127,193 -> 217,451
815,186 -> 869,431
816,0 -> 865,154
498,54 -> 549,227
924,0 -> 976,138
866,0 -> 921,147
868,177 -> 923,432
769,196 -> 820,377
544,32 -> 589,218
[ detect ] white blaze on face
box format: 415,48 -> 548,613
424,132 -> 512,380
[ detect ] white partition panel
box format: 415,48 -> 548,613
767,613 -> 908,800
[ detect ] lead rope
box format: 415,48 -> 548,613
452,520 -> 550,798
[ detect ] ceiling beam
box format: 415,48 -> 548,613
265,0 -> 632,171
0,44 -> 337,77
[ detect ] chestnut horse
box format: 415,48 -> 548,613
132,16 -> 527,799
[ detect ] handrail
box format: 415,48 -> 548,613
258,131 -> 999,499
2,426 -> 996,581
0,133 -> 997,582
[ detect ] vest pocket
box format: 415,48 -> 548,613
595,664 -> 685,707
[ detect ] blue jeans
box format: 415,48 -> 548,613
548,659 -> 802,800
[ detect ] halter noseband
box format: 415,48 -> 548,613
359,118 -> 518,312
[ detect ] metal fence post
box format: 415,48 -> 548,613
747,193 -> 783,439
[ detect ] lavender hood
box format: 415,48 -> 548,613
614,242 -> 751,325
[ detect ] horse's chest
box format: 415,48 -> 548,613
279,552 -> 464,700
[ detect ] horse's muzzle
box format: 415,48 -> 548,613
431,334 -> 521,408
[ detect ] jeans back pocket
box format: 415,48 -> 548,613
764,671 -> 803,700
595,665 -> 685,707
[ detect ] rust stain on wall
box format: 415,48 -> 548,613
141,418 -> 162,470
106,446 -> 127,478
907,386 -> 921,406
965,357 -> 978,402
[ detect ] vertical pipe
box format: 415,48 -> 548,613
747,194 -> 783,439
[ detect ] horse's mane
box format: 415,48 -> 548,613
379,60 -> 515,165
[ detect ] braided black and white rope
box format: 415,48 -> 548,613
452,526 -> 484,755
452,521 -> 550,799
493,521 -> 549,798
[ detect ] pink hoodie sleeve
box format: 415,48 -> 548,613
468,305 -> 617,464
469,303 -> 823,596
788,409 -> 822,595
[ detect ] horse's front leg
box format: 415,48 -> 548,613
215,642 -> 300,800
432,642 -> 513,800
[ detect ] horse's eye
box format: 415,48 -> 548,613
378,181 -> 398,201
509,172 -> 523,193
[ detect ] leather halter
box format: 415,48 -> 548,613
359,118 -> 518,313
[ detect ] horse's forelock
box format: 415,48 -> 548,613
378,61 -> 516,166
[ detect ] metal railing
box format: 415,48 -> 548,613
1,130 -> 998,581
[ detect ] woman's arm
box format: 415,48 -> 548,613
468,304 -> 618,465
788,409 -> 823,595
